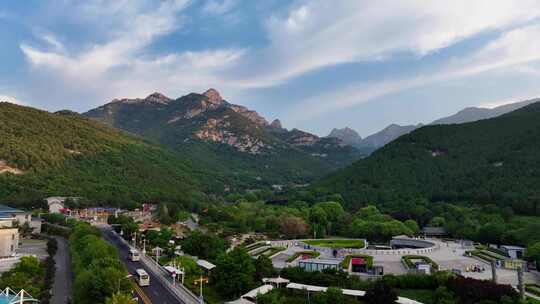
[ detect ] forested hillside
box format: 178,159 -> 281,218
0,102 -> 211,207
316,101 -> 540,215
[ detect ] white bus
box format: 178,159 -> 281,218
129,249 -> 140,262
135,269 -> 150,287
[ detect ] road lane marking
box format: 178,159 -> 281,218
132,282 -> 153,304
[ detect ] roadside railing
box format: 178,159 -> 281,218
110,229 -> 202,304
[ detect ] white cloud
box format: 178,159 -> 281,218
19,0 -> 248,108
201,0 -> 238,15
41,34 -> 64,51
232,0 -> 540,88
287,24 -> 540,121
0,95 -> 25,105
15,0 -> 540,118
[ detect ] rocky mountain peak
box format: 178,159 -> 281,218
203,88 -> 223,105
145,92 -> 172,104
270,119 -> 283,129
328,127 -> 362,145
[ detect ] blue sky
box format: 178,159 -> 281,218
2,1 -> 540,136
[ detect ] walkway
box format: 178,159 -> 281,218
51,236 -> 72,304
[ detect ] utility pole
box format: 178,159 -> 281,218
490,260 -> 497,283
517,266 -> 524,299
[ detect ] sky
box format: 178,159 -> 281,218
2,0 -> 540,136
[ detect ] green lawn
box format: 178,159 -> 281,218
303,239 -> 366,249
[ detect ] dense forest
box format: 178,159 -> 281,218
315,101 -> 540,215
0,102 -> 213,206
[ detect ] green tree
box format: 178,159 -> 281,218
254,255 -> 276,281
433,286 -> 455,304
325,287 -> 345,304
364,280 -> 398,304
525,241 -> 540,266
404,219 -> 420,235
213,247 -> 256,298
106,292 -> 136,304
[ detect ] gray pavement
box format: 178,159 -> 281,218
51,236 -> 72,304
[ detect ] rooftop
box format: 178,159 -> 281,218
197,259 -> 216,270
501,245 -> 525,250
0,205 -> 26,214
298,258 -> 342,265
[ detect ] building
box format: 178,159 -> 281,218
421,227 -> 447,238
298,258 -> 341,272
503,259 -> 527,271
501,245 -> 526,259
0,219 -> 19,257
45,197 -> 67,214
0,205 -> 31,226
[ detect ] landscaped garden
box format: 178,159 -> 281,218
341,254 -> 374,269
402,255 -> 439,271
525,284 -> 540,297
259,246 -> 286,257
286,251 -> 320,263
303,239 -> 366,249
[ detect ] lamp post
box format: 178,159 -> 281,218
194,276 -> 208,304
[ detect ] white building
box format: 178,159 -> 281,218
45,197 -> 78,214
501,245 -> 526,259
0,219 -> 19,257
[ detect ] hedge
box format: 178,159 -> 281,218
341,254 -> 374,269
525,284 -> 540,297
402,255 -> 439,271
286,251 -> 320,263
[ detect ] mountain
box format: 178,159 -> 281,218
431,98 -> 540,125
350,97 -> 539,151
328,127 -> 362,146
0,102 -> 210,206
315,101 -> 540,214
358,124 -> 421,149
84,89 -> 364,187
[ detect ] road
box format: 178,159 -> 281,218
51,236 -> 72,304
101,226 -> 201,304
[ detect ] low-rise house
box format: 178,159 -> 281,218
45,197 -> 80,214
501,245 -> 526,259
298,258 -> 342,272
0,205 -> 31,226
421,226 -> 447,238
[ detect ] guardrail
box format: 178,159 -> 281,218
110,230 -> 202,304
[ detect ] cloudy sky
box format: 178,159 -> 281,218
1,0 -> 540,136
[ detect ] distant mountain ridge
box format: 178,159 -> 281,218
317,100 -> 540,213
327,97 -> 539,151
84,89 -> 364,186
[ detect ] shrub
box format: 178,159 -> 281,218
446,276 -> 519,304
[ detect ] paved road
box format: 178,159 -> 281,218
101,227 -> 200,304
51,236 -> 72,304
